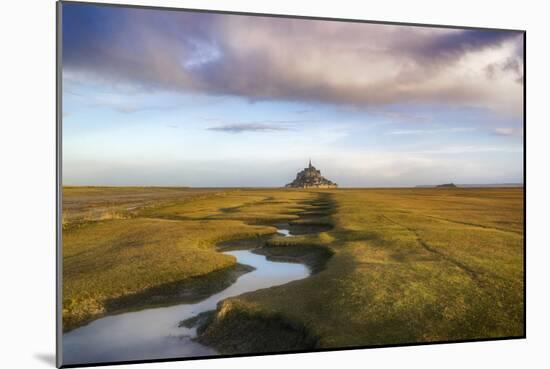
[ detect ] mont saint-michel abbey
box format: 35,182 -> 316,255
285,160 -> 338,188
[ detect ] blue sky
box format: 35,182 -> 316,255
62,3 -> 524,187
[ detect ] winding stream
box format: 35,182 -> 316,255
62,227 -> 310,365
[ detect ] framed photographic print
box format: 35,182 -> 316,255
57,1 -> 525,367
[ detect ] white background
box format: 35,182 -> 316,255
1,0 -> 548,368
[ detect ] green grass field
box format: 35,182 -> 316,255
62,187 -> 524,349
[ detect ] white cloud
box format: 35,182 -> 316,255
64,7 -> 524,116
493,127 -> 523,136
387,127 -> 475,135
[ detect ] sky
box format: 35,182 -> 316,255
61,3 -> 524,187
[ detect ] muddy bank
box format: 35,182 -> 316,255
63,262 -> 255,333
63,192 -> 335,364
104,263 -> 255,314
196,300 -> 319,354
191,194 -> 335,354
272,221 -> 333,235
254,244 -> 333,274
62,249 -> 311,365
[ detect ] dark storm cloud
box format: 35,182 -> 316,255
415,30 -> 513,57
62,3 -> 524,114
484,56 -> 523,84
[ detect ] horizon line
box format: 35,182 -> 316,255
62,183 -> 525,189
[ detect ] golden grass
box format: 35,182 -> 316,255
61,187 -> 315,330
62,186 -> 524,348
214,188 -> 524,348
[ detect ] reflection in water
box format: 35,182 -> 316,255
277,228 -> 292,237
62,249 -> 310,365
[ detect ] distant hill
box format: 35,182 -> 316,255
416,183 -> 524,188
436,183 -> 457,188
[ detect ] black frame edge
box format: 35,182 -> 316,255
58,0 -> 525,33
59,336 -> 526,368
56,1 -> 64,367
522,30 -> 527,339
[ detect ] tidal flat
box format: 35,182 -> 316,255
61,186 -> 524,358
